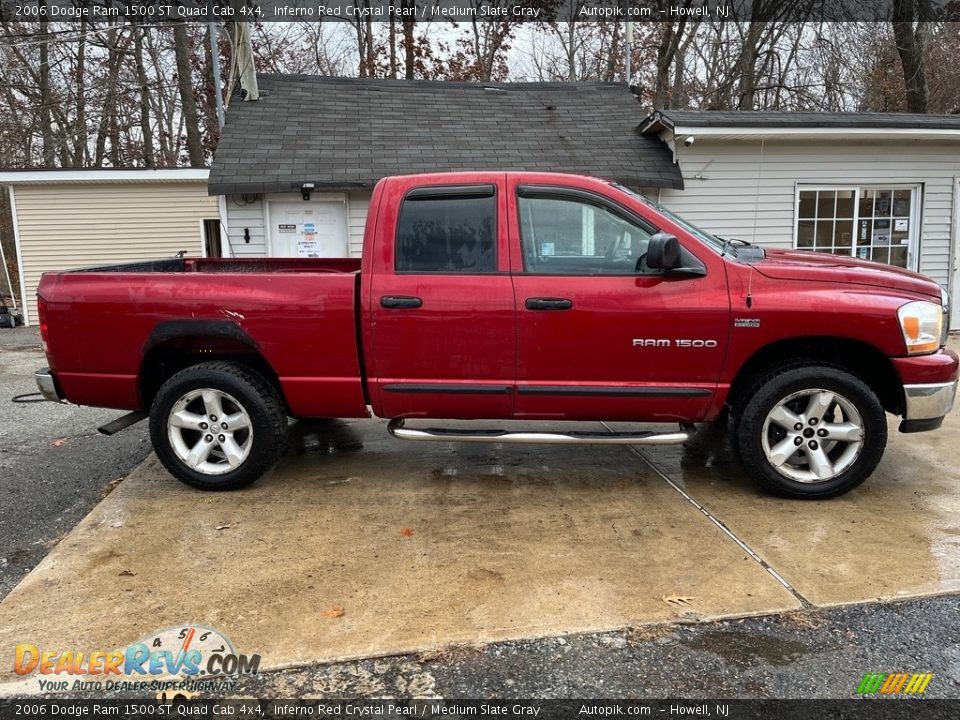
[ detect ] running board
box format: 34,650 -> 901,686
98,411 -> 148,436
387,419 -> 692,445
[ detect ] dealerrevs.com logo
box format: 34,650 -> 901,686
12,626 -> 260,693
856,672 -> 934,695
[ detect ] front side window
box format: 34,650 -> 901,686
796,186 -> 918,269
395,188 -> 496,273
518,194 -> 655,275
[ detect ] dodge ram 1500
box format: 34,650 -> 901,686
35,172 -> 958,498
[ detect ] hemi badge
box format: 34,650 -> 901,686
734,318 -> 761,328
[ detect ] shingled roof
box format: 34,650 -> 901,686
641,109 -> 960,134
209,76 -> 683,195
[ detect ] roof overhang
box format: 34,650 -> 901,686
0,169 -> 209,185
666,126 -> 960,142
640,110 -> 960,143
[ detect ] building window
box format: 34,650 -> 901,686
795,186 -> 919,269
395,188 -> 496,273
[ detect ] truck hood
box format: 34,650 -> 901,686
752,249 -> 941,300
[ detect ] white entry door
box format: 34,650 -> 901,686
269,200 -> 348,257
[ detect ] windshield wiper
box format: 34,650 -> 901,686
716,236 -> 752,257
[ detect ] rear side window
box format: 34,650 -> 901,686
395,186 -> 496,273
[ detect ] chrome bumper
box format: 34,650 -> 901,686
35,368 -> 62,402
903,380 -> 957,420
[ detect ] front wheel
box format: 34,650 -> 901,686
149,362 -> 288,490
734,364 -> 887,498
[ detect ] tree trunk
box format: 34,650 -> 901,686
134,25 -> 155,168
72,19 -> 87,166
736,20 -> 765,110
603,22 -> 620,82
173,22 -> 205,166
892,0 -> 931,113
95,28 -> 123,167
388,17 -> 397,78
403,18 -> 415,79
38,8 -> 55,166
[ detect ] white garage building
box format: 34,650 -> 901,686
1,169 -> 220,326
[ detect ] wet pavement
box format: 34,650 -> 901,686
0,419 -> 800,688
0,331 -> 957,698
0,327 -> 151,599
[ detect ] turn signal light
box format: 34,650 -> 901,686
897,301 -> 942,355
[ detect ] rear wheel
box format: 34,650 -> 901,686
734,364 -> 886,498
149,362 -> 287,490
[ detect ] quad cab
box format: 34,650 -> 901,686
35,173 -> 957,498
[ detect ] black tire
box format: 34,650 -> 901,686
149,362 -> 287,490
733,363 -> 887,499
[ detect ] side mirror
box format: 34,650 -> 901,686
645,233 -> 682,271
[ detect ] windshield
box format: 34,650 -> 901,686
612,184 -> 726,254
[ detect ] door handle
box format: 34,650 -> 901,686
380,295 -> 423,309
525,297 -> 573,311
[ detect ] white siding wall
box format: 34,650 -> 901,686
347,191 -> 371,257
223,195 -> 267,257
223,190 -> 372,258
657,139 -> 958,287
13,182 -> 218,326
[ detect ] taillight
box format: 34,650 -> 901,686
37,296 -> 49,353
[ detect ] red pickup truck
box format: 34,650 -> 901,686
35,172 -> 957,498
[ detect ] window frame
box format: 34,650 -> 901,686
792,184 -> 923,271
394,184 -> 499,275
515,185 -> 670,277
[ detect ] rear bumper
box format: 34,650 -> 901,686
35,368 -> 63,402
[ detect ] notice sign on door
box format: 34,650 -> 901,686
278,224 -> 296,233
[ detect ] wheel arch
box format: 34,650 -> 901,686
139,320 -> 287,411
727,336 -> 903,417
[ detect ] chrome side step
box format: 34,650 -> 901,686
387,419 -> 692,445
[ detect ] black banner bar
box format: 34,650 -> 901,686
1,699 -> 959,720
1,0 -> 958,24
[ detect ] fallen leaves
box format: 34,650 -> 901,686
779,610 -> 823,630
399,527 -> 415,537
118,570 -> 136,577
416,643 -> 482,664
323,606 -> 345,619
662,595 -> 696,607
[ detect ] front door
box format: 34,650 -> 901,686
367,176 -> 516,419
270,200 -> 348,257
508,182 -> 730,422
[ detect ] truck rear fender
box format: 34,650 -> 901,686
138,320 -> 287,411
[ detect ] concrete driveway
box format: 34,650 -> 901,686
0,339 -> 957,692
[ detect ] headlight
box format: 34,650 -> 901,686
897,300 -> 943,354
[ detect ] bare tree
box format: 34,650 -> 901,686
892,0 -> 933,113
173,21 -> 204,166
133,24 -> 155,167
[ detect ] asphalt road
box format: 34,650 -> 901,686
226,595 -> 960,700
0,327 -> 151,599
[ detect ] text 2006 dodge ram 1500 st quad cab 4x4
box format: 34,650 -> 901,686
35,172 -> 958,498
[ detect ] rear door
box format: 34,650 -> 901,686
367,175 -> 516,419
508,180 -> 730,422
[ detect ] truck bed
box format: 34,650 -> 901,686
39,257 -> 368,418
71,257 -> 362,275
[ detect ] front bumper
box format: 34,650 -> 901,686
35,368 -> 63,402
900,380 -> 958,432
